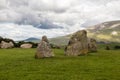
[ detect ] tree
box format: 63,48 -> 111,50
0,36 -> 3,43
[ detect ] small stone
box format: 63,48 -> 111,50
20,43 -> 33,48
88,38 -> 97,52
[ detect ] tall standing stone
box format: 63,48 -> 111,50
65,30 -> 88,56
35,36 -> 54,58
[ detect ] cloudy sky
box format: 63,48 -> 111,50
0,0 -> 120,40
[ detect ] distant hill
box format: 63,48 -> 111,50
87,20 -> 120,42
48,20 -> 120,45
23,20 -> 120,45
24,36 -> 70,45
24,37 -> 40,42
49,35 -> 70,45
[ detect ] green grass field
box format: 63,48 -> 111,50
0,47 -> 120,80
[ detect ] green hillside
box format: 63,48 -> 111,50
49,21 -> 120,45
87,20 -> 120,42
49,35 -> 70,45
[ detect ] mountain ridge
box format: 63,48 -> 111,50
49,20 -> 120,45
23,20 -> 120,45
87,20 -> 120,42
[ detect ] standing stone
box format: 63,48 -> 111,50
105,45 -> 110,50
88,38 -> 97,52
35,36 -> 54,58
20,43 -> 33,48
65,30 -> 88,56
0,41 -> 14,49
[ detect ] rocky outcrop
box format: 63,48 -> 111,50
35,36 -> 54,58
20,43 -> 32,48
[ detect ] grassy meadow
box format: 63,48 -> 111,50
0,45 -> 120,80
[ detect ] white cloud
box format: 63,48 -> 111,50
0,0 -> 8,9
0,0 -> 120,40
0,23 -> 73,41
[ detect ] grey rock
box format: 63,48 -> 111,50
65,30 -> 89,56
35,36 -> 54,58
88,38 -> 97,52
0,41 -> 14,49
20,43 -> 32,48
